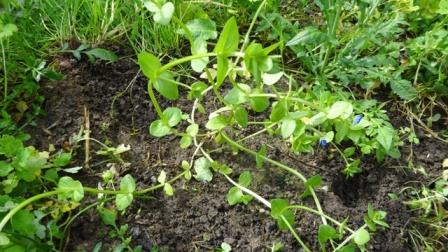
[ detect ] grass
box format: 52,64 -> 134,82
1,0 -> 448,251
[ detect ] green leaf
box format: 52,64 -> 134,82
224,84 -> 250,104
206,115 -> 228,130
310,112 -> 327,125
256,145 -> 266,169
227,187 -> 243,205
234,106 -> 248,127
180,136 -> 192,148
215,55 -> 229,87
178,18 -> 217,40
149,120 -> 170,137
301,175 -> 322,199
157,170 -> 166,184
281,118 -> 296,139
327,101 -> 353,119
218,164 -> 232,175
120,174 -> 136,193
189,82 -> 208,100
214,17 -> 239,54
116,193 -> 133,211
263,71 -> 283,85
193,157 -> 212,182
86,48 -> 118,62
286,27 -> 327,46
58,176 -> 84,201
164,183 -> 173,196
353,228 -> 370,246
153,2 -> 174,25
97,206 -> 117,227
376,127 -> 394,150
191,38 -> 209,72
238,171 -> 251,187
0,232 -> 9,245
163,107 -> 182,127
53,153 -> 71,167
138,52 -> 161,81
0,161 -> 13,176
390,79 -> 418,101
318,225 -> 338,243
12,210 -> 37,235
270,102 -> 287,122
0,135 -> 24,157
186,124 -> 199,136
0,23 -> 18,39
277,210 -> 294,230
250,88 -> 270,112
270,199 -> 287,219
154,71 -> 179,100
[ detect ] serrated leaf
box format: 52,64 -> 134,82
286,27 -> 327,46
0,135 -> 24,157
53,153 -> 71,167
86,48 -> 118,62
390,79 -> 418,101
0,23 -> 18,39
12,210 -> 37,235
97,206 -> 117,227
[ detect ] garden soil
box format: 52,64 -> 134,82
25,53 -> 448,252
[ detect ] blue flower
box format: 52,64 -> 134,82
353,114 -> 364,125
320,138 -> 327,147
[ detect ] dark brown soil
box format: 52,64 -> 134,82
25,54 -> 448,252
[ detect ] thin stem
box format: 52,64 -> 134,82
282,215 -> 311,252
220,132 -> 327,225
1,39 -> 7,100
0,189 -> 66,232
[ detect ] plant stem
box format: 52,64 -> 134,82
282,215 -> 311,252
0,189 -> 66,233
220,132 -> 328,225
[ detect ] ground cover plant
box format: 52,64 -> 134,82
1,0 -> 448,251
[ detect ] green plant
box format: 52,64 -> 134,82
59,43 -> 118,64
137,0 -> 393,250
402,176 -> 448,251
0,132 -> 191,250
